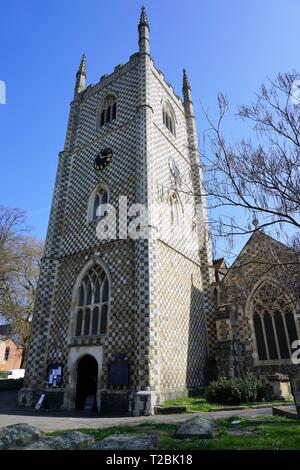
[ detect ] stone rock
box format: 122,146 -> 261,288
227,427 -> 260,437
0,423 -> 44,450
23,440 -> 55,450
24,431 -> 94,450
89,434 -> 158,450
175,415 -> 217,439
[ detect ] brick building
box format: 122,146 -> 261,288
0,325 -> 23,372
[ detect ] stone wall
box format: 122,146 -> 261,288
213,231 -> 300,384
20,12 -> 212,414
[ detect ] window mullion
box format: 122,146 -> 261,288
271,313 -> 281,360
282,312 -> 292,358
81,309 -> 85,337
83,282 -> 87,306
91,280 -> 95,307
260,313 -> 270,360
89,307 -> 92,336
295,312 -> 300,340
98,303 -> 101,335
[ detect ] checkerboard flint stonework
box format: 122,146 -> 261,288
17,8 -> 300,414
17,8 -> 214,415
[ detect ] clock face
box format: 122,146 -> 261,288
169,158 -> 180,180
94,148 -> 113,171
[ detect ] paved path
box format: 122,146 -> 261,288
0,390 -> 273,432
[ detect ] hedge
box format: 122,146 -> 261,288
205,374 -> 266,404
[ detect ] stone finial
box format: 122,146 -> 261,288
77,53 -> 87,77
139,6 -> 149,28
74,53 -> 87,96
183,69 -> 191,90
138,6 -> 150,54
252,216 -> 259,229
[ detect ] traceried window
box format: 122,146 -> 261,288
252,282 -> 299,362
162,102 -> 176,136
99,95 -> 117,127
4,346 -> 10,361
75,264 -> 110,337
88,185 -> 109,222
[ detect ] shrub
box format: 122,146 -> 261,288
205,374 -> 266,404
257,382 -> 268,401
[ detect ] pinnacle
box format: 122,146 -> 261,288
77,53 -> 87,77
139,6 -> 149,28
183,69 -> 191,89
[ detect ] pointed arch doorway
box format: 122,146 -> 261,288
75,355 -> 98,410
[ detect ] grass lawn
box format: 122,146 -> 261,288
160,417 -> 300,450
48,416 -> 300,450
161,395 -> 293,412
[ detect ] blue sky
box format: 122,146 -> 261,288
0,0 -> 299,257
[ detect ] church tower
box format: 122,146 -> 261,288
19,7 -> 213,415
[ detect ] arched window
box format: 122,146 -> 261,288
88,185 -> 109,222
170,193 -> 181,226
98,95 -> 117,128
251,282 -> 299,362
75,264 -> 110,337
4,346 -> 10,361
162,102 -> 176,136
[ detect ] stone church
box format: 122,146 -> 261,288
18,8 -> 300,414
212,231 -> 300,387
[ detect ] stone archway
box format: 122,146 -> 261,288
63,346 -> 103,410
75,355 -> 98,410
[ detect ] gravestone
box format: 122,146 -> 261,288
175,416 -> 218,439
267,373 -> 292,401
89,434 -> 158,450
290,370 -> 300,417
